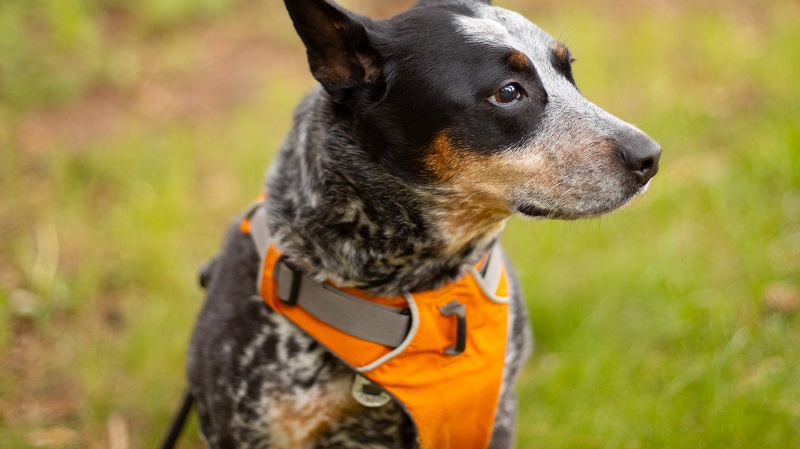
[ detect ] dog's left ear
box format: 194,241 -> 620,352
284,0 -> 383,102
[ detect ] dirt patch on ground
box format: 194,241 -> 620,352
12,7 -> 306,155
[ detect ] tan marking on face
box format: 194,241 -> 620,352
553,42 -> 571,64
424,132 -> 530,253
507,51 -> 530,71
425,131 -> 546,199
425,132 -> 462,183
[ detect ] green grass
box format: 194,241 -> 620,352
1,1 -> 799,448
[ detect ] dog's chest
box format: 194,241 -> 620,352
239,315 -> 356,445
260,359 -> 355,447
265,387 -> 354,448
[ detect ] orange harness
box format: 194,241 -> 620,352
244,203 -> 510,448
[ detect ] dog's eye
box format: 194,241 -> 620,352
489,83 -> 524,105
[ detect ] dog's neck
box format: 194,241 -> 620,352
264,88 -> 508,297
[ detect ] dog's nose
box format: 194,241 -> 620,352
617,132 -> 661,185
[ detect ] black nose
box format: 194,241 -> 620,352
617,132 -> 661,185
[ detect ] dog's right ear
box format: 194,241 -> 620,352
284,0 -> 383,102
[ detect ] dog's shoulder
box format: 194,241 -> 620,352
187,217 -> 262,372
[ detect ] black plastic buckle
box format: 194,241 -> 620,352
440,300 -> 467,356
275,255 -> 302,306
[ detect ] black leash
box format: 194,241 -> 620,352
158,391 -> 194,449
159,256 -> 217,449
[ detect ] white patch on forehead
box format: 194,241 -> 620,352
454,7 -> 552,63
455,15 -> 523,49
453,6 -> 585,100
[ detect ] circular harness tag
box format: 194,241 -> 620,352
351,374 -> 392,408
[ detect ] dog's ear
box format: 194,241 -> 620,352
284,0 -> 383,102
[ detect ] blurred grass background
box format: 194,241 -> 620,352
0,0 -> 798,448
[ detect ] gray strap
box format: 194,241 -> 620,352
275,261 -> 411,347
249,205 -> 270,258
248,203 -> 411,347
481,245 -> 505,295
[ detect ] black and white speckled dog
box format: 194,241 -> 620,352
186,0 -> 661,447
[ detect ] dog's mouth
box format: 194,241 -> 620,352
515,204 -> 557,219
516,181 -> 652,221
514,175 -> 650,220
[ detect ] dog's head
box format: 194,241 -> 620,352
285,0 -> 661,250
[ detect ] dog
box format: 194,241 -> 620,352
186,0 -> 661,447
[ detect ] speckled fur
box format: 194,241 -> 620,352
187,0 -> 659,447
264,91 -> 507,296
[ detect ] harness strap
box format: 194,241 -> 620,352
247,203 -> 506,349
250,204 -> 411,347
158,391 -> 194,449
469,245 -> 510,305
274,259 -> 412,347
249,204 -> 271,257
